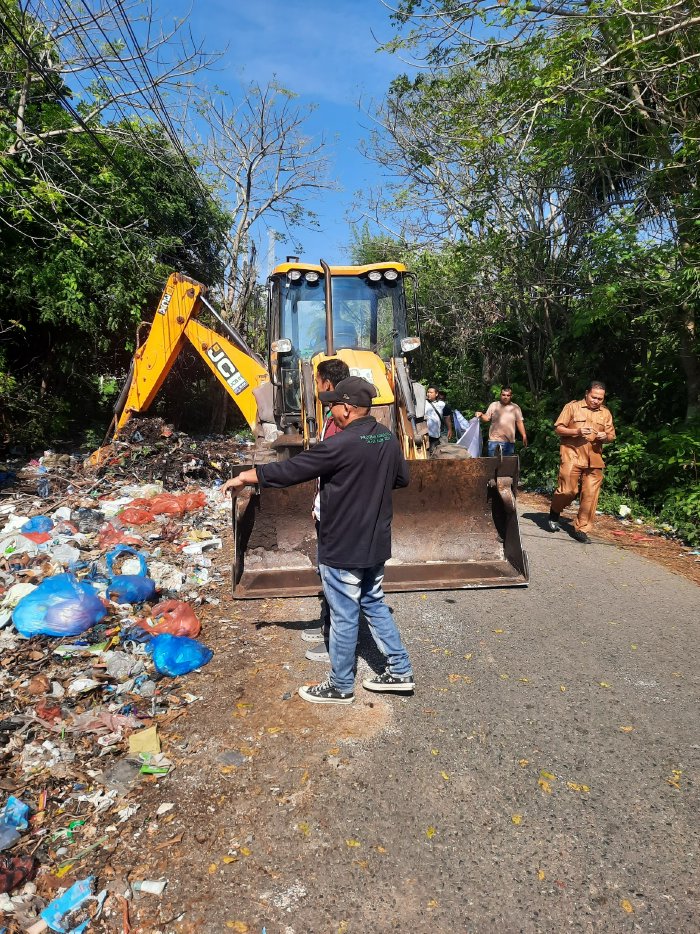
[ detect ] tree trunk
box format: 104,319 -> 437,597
678,302 -> 699,422
541,297 -> 568,395
209,381 -> 228,434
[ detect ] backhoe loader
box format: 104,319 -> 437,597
98,262 -> 528,597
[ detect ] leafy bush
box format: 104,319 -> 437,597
0,377 -> 72,451
520,418 -> 700,544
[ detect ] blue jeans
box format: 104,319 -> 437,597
319,563 -> 413,694
488,440 -> 515,457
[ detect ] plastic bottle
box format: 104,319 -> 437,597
0,825 -> 21,851
132,880 -> 167,895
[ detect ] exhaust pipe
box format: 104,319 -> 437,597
320,259 -> 334,356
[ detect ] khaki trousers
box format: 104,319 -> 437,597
551,458 -> 603,534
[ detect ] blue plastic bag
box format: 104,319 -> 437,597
107,575 -> 156,604
0,795 -> 29,832
13,574 -> 107,638
0,795 -> 29,851
148,633 -> 213,676
41,876 -> 94,934
20,515 -> 54,534
105,545 -> 148,577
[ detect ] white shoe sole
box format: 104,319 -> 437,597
362,677 -> 415,693
298,685 -> 354,704
301,629 -> 324,642
305,648 -> 330,662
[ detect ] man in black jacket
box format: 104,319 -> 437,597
222,376 -> 414,705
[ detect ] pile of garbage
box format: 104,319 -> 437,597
91,417 -> 253,488
0,464 -> 231,931
0,417 -> 253,499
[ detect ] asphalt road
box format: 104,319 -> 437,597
145,511 -> 699,934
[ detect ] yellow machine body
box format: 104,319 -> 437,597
92,264 -> 528,594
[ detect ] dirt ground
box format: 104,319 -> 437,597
104,578 -> 398,932
4,474 -> 697,932
98,493 -> 700,933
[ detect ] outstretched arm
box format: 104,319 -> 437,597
517,419 -> 528,447
221,468 -> 259,497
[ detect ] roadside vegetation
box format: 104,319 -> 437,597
350,0 -> 700,543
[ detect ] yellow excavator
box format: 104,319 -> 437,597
98,261 -> 529,597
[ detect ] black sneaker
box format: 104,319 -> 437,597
362,672 -> 415,693
547,511 -> 561,532
298,679 -> 354,705
572,530 -> 591,544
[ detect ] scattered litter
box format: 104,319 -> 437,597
128,726 -> 161,756
0,423 -> 227,929
0,853 -> 37,894
132,879 -> 167,895
40,876 -> 97,933
20,516 -> 54,535
136,600 -> 201,637
0,795 -> 30,851
106,575 -> 156,604
148,633 -> 213,676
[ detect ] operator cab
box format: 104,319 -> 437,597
268,260 -> 412,422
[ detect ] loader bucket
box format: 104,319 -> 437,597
231,455 -> 528,598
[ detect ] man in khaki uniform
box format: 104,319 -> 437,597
548,381 -> 616,543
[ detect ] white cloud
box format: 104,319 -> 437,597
195,0 -> 398,105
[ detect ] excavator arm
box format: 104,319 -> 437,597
113,273 -> 269,434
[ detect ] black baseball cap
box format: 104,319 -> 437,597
318,375 -> 377,408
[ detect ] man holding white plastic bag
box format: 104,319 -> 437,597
452,409 -> 482,458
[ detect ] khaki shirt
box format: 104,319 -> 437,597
555,399 -> 616,469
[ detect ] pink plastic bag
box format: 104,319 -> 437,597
136,600 -> 201,638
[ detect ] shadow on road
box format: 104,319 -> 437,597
521,510 -> 617,548
522,510 -> 562,533
254,610 -> 387,674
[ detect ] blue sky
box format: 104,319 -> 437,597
174,0 -> 406,268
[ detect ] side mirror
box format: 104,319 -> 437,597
271,338 -> 293,354
401,336 -> 421,354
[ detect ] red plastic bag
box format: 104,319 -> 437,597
118,507 -> 156,525
180,491 -> 207,511
36,697 -> 62,724
136,600 -> 201,638
120,491 -> 207,522
148,494 -> 186,515
21,531 -> 52,544
98,523 -> 144,548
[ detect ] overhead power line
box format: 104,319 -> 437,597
2,9 -> 135,184
2,3 -> 220,258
